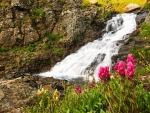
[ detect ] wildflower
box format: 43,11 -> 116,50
125,61 -> 135,78
76,86 -> 82,93
114,62 -> 119,71
53,89 -> 60,101
37,88 -> 47,95
98,66 -> 110,81
126,54 -> 135,66
90,79 -> 94,87
117,61 -> 125,76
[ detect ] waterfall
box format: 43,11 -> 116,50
39,13 -> 137,82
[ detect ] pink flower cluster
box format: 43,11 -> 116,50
98,66 -> 110,81
114,54 -> 135,78
76,86 -> 82,93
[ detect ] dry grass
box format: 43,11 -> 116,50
82,0 -> 147,12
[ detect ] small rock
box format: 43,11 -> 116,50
0,88 -> 4,100
124,3 -> 140,12
89,0 -> 98,5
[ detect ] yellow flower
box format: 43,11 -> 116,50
37,88 -> 47,95
53,89 -> 60,101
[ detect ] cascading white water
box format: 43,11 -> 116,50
39,13 -> 137,82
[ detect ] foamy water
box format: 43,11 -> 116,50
39,13 -> 137,82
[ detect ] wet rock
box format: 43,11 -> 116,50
52,82 -> 64,91
124,3 -> 140,13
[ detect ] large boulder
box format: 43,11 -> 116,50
124,3 -> 140,12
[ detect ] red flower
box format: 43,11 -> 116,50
98,66 -> 110,81
126,54 -> 135,66
117,61 -> 125,76
76,86 -> 82,93
125,61 -> 135,78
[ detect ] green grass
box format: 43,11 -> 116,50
140,22 -> 150,37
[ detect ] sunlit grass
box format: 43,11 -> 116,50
82,0 -> 147,12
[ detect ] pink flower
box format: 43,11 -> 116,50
117,61 -> 125,76
114,62 -> 119,70
90,79 -> 94,87
126,54 -> 135,66
98,66 -> 110,81
76,86 -> 82,93
125,61 -> 135,78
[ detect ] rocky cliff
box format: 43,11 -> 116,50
0,0 -> 109,79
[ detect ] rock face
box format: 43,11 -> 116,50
145,11 -> 150,25
124,3 -> 140,12
0,0 -> 106,79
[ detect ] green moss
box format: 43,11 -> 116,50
45,34 -> 63,42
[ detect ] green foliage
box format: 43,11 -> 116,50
54,47 -> 63,55
144,3 -> 150,9
31,8 -> 45,17
135,84 -> 150,113
0,47 -> 9,53
140,22 -> 150,37
45,34 -> 63,42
